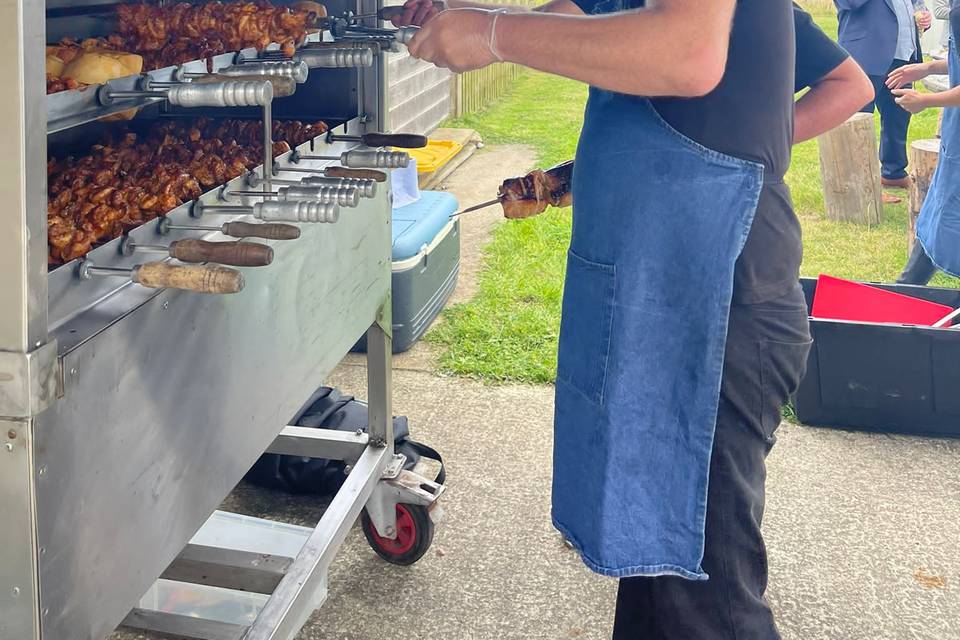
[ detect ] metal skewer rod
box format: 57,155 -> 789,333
263,99 -> 273,193
450,198 -> 501,218
124,242 -> 174,254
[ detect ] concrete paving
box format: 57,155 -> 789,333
110,145 -> 960,640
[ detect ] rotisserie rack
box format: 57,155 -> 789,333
2,2 -> 444,640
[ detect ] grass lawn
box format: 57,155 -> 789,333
429,8 -> 958,383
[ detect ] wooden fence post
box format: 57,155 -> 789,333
908,139 -> 941,254
450,73 -> 462,118
817,112 -> 882,225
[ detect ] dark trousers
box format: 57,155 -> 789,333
897,241 -> 939,285
612,285 -> 812,640
862,60 -> 913,181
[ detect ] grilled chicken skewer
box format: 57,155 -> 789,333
451,160 -> 574,219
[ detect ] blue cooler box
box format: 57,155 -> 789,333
354,190 -> 461,353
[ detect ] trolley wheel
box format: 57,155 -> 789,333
361,503 -> 434,566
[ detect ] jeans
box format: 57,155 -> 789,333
611,284 -> 812,640
897,241 -> 939,285
862,60 -> 913,180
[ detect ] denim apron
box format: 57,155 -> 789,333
551,86 -> 764,579
916,26 -> 960,275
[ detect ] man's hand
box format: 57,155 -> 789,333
407,9 -> 498,73
916,9 -> 933,30
392,0 -> 444,26
892,88 -> 932,113
886,62 -> 933,89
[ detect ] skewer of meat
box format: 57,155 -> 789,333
452,161 -> 574,220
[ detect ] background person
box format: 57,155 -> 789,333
834,0 -> 931,203
937,0 -> 952,51
888,1 -> 960,284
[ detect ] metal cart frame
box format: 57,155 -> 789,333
0,1 -> 442,638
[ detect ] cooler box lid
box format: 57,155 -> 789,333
391,190 -> 459,261
407,140 -> 463,174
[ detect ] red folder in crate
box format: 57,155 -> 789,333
811,275 -> 954,326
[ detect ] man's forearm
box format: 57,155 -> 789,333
493,0 -> 736,97
446,0 -> 528,10
447,0 -> 580,12
794,58 -> 874,144
927,59 -> 950,74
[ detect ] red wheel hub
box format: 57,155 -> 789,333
369,505 -> 417,555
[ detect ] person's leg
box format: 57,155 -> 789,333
861,76 -> 903,202
612,285 -> 811,640
875,61 -> 912,182
897,242 -> 939,285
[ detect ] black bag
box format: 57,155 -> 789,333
245,387 -> 445,497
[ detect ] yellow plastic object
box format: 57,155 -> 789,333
406,140 -> 463,174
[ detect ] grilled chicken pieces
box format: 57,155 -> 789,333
46,2 -> 323,94
498,160 -> 573,219
47,118 -> 327,265
115,1 -> 313,64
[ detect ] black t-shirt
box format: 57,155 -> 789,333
570,0 -> 849,303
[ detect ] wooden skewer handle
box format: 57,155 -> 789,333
360,133 -> 428,148
133,262 -> 245,294
324,166 -> 387,182
221,221 -> 301,240
168,239 -> 274,267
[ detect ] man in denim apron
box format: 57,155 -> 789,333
400,0 -> 868,637
890,1 -> 960,283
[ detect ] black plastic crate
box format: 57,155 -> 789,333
795,277 -> 960,438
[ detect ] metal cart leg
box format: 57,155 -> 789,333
359,300 -> 446,563
121,301 -> 445,640
366,300 -> 394,451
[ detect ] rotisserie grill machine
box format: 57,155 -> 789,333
1,2 -> 444,639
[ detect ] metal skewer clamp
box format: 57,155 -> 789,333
223,185 -> 362,208
247,172 -> 379,198
192,199 -> 341,223
292,148 -> 410,169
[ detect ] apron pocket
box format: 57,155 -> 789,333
557,250 -> 616,406
759,339 -> 813,441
